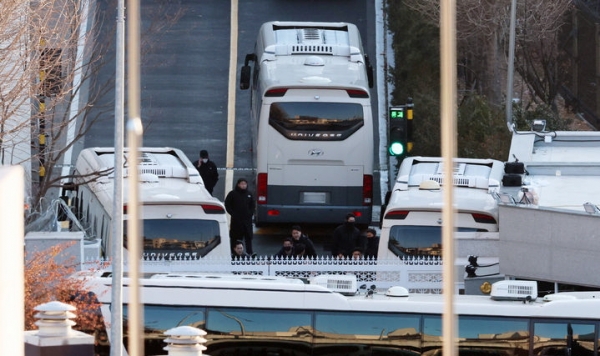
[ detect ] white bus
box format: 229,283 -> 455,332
239,21 -> 375,226
83,272 -> 600,356
61,147 -> 230,260
379,157 -> 505,273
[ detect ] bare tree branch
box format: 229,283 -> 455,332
1,0 -> 184,222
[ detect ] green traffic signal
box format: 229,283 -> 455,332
388,106 -> 407,157
388,141 -> 405,156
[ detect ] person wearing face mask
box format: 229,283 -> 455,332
274,237 -> 295,259
225,178 -> 256,255
192,150 -> 219,196
331,213 -> 365,259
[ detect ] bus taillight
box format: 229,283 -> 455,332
201,204 -> 225,214
362,174 -> 373,205
346,89 -> 369,98
385,210 -> 409,220
257,173 -> 268,205
265,88 -> 287,97
471,213 -> 497,224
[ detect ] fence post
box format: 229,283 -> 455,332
163,325 -> 209,356
24,301 -> 95,356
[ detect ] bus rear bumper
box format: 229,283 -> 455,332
255,205 -> 372,226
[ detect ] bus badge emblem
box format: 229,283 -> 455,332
308,149 -> 324,156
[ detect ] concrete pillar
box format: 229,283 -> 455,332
163,326 -> 208,356
0,166 -> 25,355
24,301 -> 94,356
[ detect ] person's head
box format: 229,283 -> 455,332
236,178 -> 248,191
200,150 -> 209,163
291,225 -> 302,240
344,213 -> 356,228
282,237 -> 293,252
352,248 -> 363,260
233,241 -> 245,255
365,228 -> 377,239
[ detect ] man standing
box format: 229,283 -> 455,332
331,213 -> 365,258
363,228 -> 380,259
193,150 -> 219,195
225,178 -> 255,255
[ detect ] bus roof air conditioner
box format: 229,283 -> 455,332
490,280 -> 537,302
310,274 -> 357,296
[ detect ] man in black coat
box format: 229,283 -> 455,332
290,225 -> 317,258
331,213 -> 365,258
193,150 -> 219,195
225,178 -> 255,254
274,237 -> 295,259
231,240 -> 251,259
363,228 -> 380,259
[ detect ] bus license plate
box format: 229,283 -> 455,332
302,192 -> 328,204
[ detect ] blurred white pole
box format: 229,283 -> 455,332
127,0 -> 143,354
440,0 -> 458,355
110,0 -> 126,354
0,166 -> 24,355
226,0 -> 239,196
505,0 -> 517,132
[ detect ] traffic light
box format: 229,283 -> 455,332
388,106 -> 407,156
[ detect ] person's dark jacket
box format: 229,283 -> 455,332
331,222 -> 364,258
274,246 -> 295,258
193,159 -> 219,193
364,236 -> 380,259
292,234 -> 317,258
225,185 -> 255,223
231,251 -> 251,259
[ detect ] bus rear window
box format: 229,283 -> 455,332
269,102 -> 364,140
124,219 -> 221,259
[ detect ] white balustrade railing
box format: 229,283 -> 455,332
84,256 -> 446,294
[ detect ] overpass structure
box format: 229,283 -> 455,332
497,130 -> 600,288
